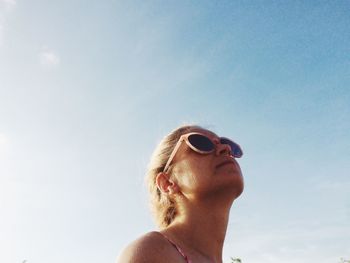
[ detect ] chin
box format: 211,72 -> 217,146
229,176 -> 244,198
234,179 -> 244,199
225,169 -> 244,200
209,172 -> 244,202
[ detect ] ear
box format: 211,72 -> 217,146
156,172 -> 180,195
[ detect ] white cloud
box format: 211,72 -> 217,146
225,221 -> 350,263
0,133 -> 10,158
0,0 -> 16,45
0,0 -> 16,11
0,133 -> 9,145
314,179 -> 350,192
39,47 -> 61,68
0,23 -> 3,43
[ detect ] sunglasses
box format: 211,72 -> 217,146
163,132 -> 243,172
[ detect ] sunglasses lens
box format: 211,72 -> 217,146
220,138 -> 243,158
188,134 -> 214,152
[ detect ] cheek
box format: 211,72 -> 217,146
188,158 -> 213,187
174,158 -> 209,188
173,160 -> 195,186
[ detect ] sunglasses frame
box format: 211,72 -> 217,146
163,132 -> 242,173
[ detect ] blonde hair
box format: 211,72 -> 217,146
146,124 -> 204,228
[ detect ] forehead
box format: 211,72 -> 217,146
187,127 -> 219,140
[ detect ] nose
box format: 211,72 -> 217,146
216,143 -> 232,156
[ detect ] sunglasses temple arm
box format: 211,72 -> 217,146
163,138 -> 184,173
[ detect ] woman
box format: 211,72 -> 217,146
117,125 -> 244,263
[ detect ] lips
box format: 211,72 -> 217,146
216,159 -> 235,169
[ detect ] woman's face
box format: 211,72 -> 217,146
170,128 -> 244,201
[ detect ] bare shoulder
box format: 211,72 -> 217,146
116,231 -> 179,263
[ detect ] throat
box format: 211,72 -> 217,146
165,204 -> 229,263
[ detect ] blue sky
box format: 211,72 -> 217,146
1,1 -> 349,263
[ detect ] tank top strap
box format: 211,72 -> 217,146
158,232 -> 192,263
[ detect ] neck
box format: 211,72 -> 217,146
163,198 -> 233,263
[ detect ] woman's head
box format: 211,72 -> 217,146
146,125 -> 203,228
146,124 -> 244,228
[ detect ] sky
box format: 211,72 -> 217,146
0,0 -> 349,263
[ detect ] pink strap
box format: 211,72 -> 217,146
159,232 -> 192,263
